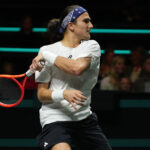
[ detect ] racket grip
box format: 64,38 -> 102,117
25,61 -> 45,77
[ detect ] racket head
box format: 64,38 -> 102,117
0,75 -> 27,108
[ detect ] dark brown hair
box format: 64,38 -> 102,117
47,5 -> 80,42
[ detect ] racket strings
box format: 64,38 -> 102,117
0,78 -> 21,104
0,94 -> 9,100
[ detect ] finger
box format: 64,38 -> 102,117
32,62 -> 43,71
74,96 -> 85,103
73,95 -> 86,103
37,63 -> 43,69
71,102 -> 78,110
38,63 -> 44,68
30,63 -> 36,70
75,94 -> 87,101
32,58 -> 38,64
73,100 -> 84,106
30,65 -> 34,72
33,58 -> 41,65
80,95 -> 87,100
32,63 -> 38,70
73,96 -> 82,101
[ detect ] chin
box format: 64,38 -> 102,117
87,34 -> 91,39
85,36 -> 91,40
81,34 -> 91,41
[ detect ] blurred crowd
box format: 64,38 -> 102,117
99,45 -> 150,93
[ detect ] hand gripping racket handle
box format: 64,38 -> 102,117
25,61 -> 45,77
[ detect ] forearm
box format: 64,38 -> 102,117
37,87 -> 53,103
37,85 -> 87,110
37,83 -> 64,103
55,56 -> 83,75
42,51 -> 91,75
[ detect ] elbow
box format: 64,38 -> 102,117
71,60 -> 90,76
37,92 -> 44,102
72,66 -> 84,76
73,70 -> 83,76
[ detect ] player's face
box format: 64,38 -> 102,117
73,12 -> 93,40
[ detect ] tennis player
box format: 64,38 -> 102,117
30,5 -> 112,150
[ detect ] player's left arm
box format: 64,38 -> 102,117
54,56 -> 91,75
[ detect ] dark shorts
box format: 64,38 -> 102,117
36,113 -> 112,150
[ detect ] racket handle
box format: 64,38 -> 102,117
25,61 -> 45,77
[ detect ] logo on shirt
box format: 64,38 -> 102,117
44,142 -> 48,148
68,55 -> 72,58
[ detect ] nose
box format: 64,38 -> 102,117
89,22 -> 93,29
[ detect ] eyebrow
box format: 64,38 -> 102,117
83,18 -> 91,22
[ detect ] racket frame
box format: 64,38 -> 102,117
0,74 -> 27,108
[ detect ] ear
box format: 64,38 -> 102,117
68,22 -> 74,32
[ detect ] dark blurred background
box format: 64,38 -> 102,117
0,0 -> 150,150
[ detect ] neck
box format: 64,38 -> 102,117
61,32 -> 81,48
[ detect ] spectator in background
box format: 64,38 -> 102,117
133,56 -> 150,93
120,0 -> 144,24
128,45 -> 146,83
100,47 -> 114,78
17,15 -> 43,48
100,55 -> 126,90
119,76 -> 132,92
17,15 -> 34,47
1,61 -> 14,74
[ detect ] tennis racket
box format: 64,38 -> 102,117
0,62 -> 44,108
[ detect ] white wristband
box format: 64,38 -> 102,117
51,90 -> 64,102
42,51 -> 57,66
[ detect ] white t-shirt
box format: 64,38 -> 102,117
35,40 -> 101,127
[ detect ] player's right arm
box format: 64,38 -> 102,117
30,40 -> 100,76
37,83 -> 87,110
37,83 -> 53,103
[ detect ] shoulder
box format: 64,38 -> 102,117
82,40 -> 101,57
82,40 -> 100,52
82,40 -> 100,48
39,41 -> 61,53
88,39 -> 100,45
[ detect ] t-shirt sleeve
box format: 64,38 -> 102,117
78,40 -> 101,58
77,40 -> 101,67
35,66 -> 51,83
35,46 -> 52,83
